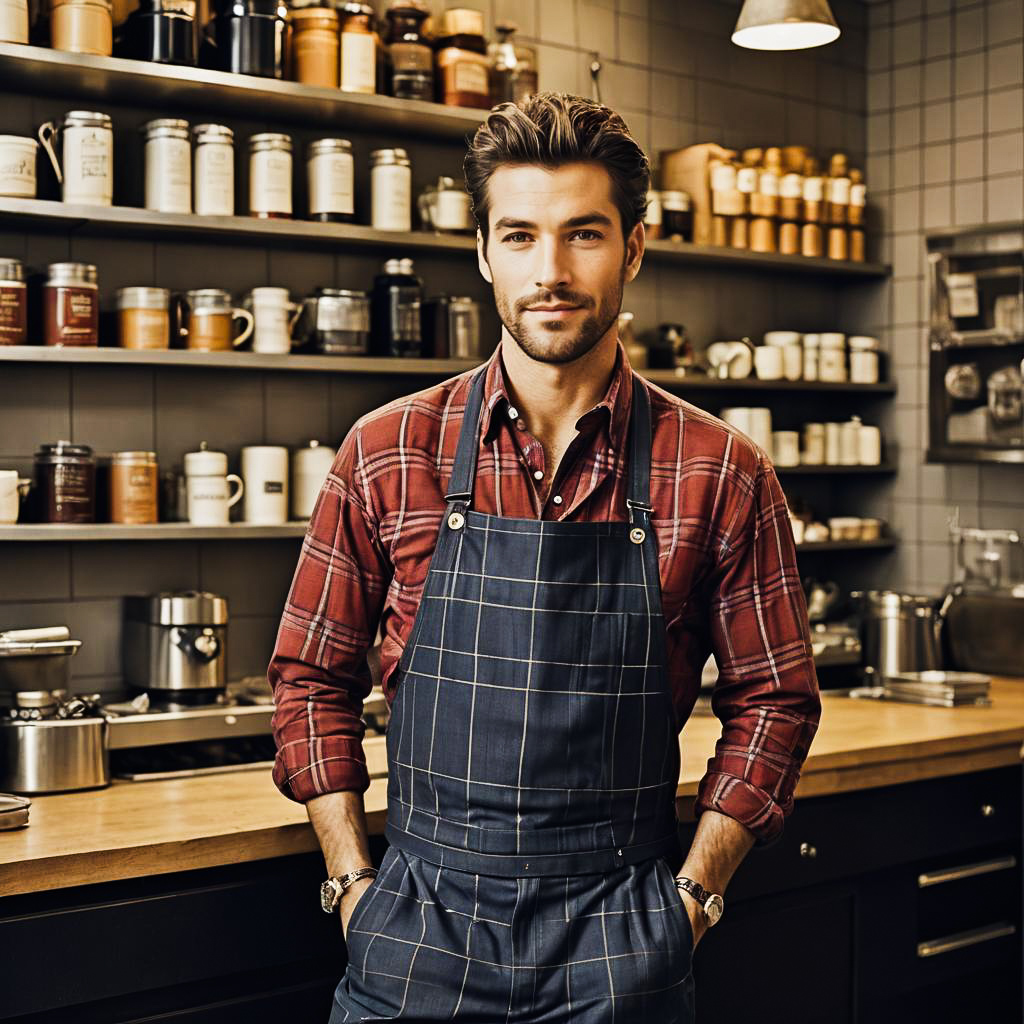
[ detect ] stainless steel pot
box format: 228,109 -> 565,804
0,627 -> 82,693
0,716 -> 109,793
850,590 -> 944,679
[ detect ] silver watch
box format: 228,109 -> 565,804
674,876 -> 725,926
320,867 -> 378,913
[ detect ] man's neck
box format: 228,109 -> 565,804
499,330 -> 619,445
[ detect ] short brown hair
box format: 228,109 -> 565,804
464,92 -> 650,247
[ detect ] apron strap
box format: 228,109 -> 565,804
444,362 -> 654,524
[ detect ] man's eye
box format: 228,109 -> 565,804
502,233 -> 532,243
571,230 -> 602,241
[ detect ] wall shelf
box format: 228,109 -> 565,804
0,197 -> 890,278
0,42 -> 486,140
795,539 -> 896,552
775,463 -> 896,475
0,347 -> 898,396
0,523 -> 307,541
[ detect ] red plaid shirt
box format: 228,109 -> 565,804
269,340 -> 821,844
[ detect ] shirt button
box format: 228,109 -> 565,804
533,470 -> 544,481
508,406 -> 519,419
516,419 -> 525,431
552,495 -> 563,505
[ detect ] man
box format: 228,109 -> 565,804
270,93 -> 821,1023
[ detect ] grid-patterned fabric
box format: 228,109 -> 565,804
269,339 -> 821,845
385,370 -> 679,878
330,844 -> 695,1023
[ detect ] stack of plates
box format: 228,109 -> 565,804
882,670 -> 992,708
0,793 -> 30,830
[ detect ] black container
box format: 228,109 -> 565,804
207,0 -> 287,78
117,0 -> 197,66
32,442 -> 96,524
370,258 -> 422,358
384,3 -> 433,101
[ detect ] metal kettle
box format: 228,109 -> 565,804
850,590 -> 944,680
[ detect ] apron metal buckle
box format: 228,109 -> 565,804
630,527 -> 646,544
448,511 -> 466,530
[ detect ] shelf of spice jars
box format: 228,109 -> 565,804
0,346 -> 900,395
0,198 -> 891,278
0,523 -> 308,541
0,43 -> 488,140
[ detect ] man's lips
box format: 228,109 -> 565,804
524,305 -> 583,313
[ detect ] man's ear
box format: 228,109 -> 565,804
624,221 -> 645,284
477,229 -> 493,284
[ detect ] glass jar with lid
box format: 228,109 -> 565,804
370,257 -> 422,357
193,124 -> 234,216
117,286 -> 171,350
248,132 -> 292,218
110,450 -> 159,524
289,4 -> 339,87
0,257 -> 27,346
307,138 -> 354,222
370,147 -> 411,232
44,262 -> 99,347
33,441 -> 96,523
384,0 -> 431,101
143,117 -> 192,214
210,0 -> 288,78
50,0 -> 112,55
339,1 -> 377,94
434,7 -> 489,108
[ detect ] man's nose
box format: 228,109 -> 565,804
534,237 -> 571,292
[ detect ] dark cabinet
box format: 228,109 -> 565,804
0,772 -> 1019,1023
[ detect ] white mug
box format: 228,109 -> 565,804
753,345 -> 784,380
38,112 -> 114,206
0,469 -> 20,524
247,286 -> 302,355
241,445 -> 289,524
0,135 -> 38,198
184,446 -> 243,526
782,344 -> 803,381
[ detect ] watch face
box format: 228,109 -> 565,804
705,894 -> 724,926
320,879 -> 338,913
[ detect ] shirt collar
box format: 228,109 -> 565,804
479,340 -> 633,452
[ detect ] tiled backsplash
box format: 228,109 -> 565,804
864,0 -> 1024,594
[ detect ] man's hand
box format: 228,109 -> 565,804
340,875 -> 375,941
675,887 -> 708,950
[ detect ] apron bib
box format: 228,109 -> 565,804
331,368 -> 694,1022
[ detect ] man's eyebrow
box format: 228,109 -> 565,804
492,212 -> 615,231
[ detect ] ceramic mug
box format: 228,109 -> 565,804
753,345 -> 783,381
177,289 -> 254,352
184,446 -> 243,526
246,287 -> 302,354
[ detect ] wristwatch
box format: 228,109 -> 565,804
320,867 -> 378,913
674,876 -> 725,926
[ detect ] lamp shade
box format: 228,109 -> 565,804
732,0 -> 840,51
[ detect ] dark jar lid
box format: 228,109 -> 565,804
34,441 -> 95,464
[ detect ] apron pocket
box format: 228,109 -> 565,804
655,857 -> 695,959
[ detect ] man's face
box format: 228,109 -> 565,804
477,162 -> 644,365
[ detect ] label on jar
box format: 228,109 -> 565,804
250,149 -> 292,215
64,126 -> 113,205
0,142 -> 36,197
195,141 -> 234,216
340,31 -> 376,93
120,308 -> 169,350
736,166 -> 758,194
802,176 -> 824,202
308,150 -> 354,216
0,283 -> 27,344
830,176 -> 851,205
780,173 -> 803,199
758,170 -> 778,197
45,285 -> 98,346
371,162 -> 411,232
850,182 -> 866,207
710,162 -> 737,192
391,41 -> 431,72
50,462 -> 94,522
145,135 -> 192,214
111,462 -> 157,524
451,59 -> 488,97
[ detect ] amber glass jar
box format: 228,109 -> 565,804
110,450 -> 159,524
434,7 -> 489,109
384,0 -> 431,101
290,5 -> 339,87
339,1 -> 376,94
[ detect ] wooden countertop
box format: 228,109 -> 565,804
3,677 -> 1023,899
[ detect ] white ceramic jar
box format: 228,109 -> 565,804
249,133 -> 292,218
0,135 -> 37,198
193,124 -> 234,217
370,147 -> 411,232
0,0 -> 29,43
38,110 -> 113,206
143,118 -> 191,214
292,439 -> 334,519
307,138 -> 354,221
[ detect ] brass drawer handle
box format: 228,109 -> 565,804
918,855 -> 1018,889
917,922 -> 1017,959
799,842 -> 817,859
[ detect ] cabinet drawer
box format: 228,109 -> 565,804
723,766 -> 1021,901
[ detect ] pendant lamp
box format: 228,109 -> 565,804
732,0 -> 840,51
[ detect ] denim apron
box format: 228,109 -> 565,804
330,367 -> 694,1023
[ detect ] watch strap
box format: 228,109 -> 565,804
321,866 -> 378,913
674,876 -> 711,905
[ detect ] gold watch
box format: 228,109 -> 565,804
674,876 -> 725,926
320,867 -> 378,913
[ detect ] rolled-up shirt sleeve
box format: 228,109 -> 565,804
269,424 -> 389,803
695,452 -> 821,845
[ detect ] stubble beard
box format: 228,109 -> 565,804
494,271 -> 625,366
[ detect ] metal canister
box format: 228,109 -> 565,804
43,262 -> 99,347
307,138 -> 354,222
370,147 -> 410,232
110,450 -> 159,524
143,117 -> 192,214
33,441 -> 96,523
0,257 -> 27,345
851,590 -> 944,680
193,124 -> 234,216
